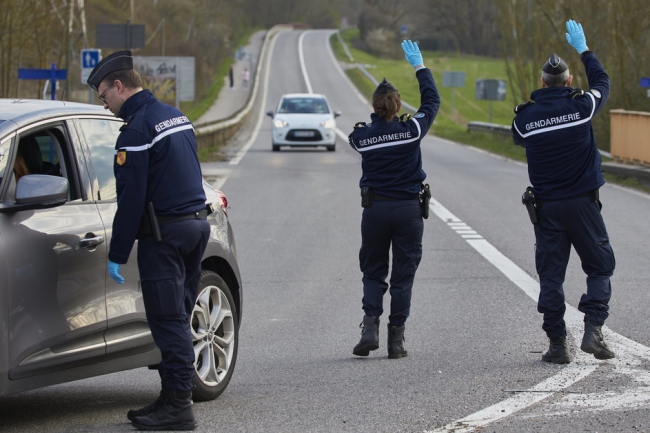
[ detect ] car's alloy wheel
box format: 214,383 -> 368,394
191,271 -> 238,401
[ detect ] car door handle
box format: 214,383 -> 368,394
79,235 -> 105,249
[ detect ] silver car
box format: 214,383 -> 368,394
266,93 -> 341,152
0,99 -> 242,401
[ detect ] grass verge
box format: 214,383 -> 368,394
330,29 -> 647,194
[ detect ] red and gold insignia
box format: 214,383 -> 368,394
116,150 -> 127,166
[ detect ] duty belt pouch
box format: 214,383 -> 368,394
419,183 -> 431,219
361,186 -> 373,208
521,186 -> 538,224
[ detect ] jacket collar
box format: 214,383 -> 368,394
119,89 -> 154,120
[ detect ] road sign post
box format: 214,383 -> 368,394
475,79 -> 506,122
442,71 -> 466,114
18,64 -> 67,100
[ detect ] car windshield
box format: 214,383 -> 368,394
279,97 -> 329,114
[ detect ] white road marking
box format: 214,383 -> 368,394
298,31 -> 313,94
229,29 -> 283,166
427,196 -> 650,432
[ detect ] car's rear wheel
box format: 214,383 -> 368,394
191,271 -> 238,402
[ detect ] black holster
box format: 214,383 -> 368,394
361,186 -> 373,208
420,183 -> 431,219
139,202 -> 163,242
522,186 -> 537,224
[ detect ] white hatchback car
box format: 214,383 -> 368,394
266,93 -> 341,151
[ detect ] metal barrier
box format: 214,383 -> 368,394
193,25 -> 291,152
467,121 -> 511,136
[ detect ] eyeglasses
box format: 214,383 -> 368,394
98,85 -> 112,104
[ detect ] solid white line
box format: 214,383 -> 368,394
228,31 -> 281,166
427,195 -> 650,432
298,31 -> 313,94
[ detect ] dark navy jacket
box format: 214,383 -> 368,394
512,52 -> 610,200
109,89 -> 206,264
348,68 -> 440,199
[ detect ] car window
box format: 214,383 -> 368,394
75,118 -> 122,201
279,97 -> 329,114
0,138 -> 11,190
3,127 -> 74,202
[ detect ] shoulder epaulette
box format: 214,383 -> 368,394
569,88 -> 585,98
399,113 -> 412,122
353,122 -> 367,129
514,100 -> 534,114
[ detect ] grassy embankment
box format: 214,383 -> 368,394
330,29 -> 649,193
330,28 -> 526,162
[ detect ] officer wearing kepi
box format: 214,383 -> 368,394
87,50 -> 210,430
349,40 -> 440,359
512,20 -> 615,364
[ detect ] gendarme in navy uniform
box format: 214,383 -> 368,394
87,50 -> 208,431
512,20 -> 616,364
349,40 -> 440,360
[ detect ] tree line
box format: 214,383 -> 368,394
2,0 -> 647,149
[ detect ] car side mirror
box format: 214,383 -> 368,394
266,110 -> 274,117
16,174 -> 68,207
334,110 -> 342,118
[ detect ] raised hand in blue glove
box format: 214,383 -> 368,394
565,19 -> 588,54
401,40 -> 423,68
108,260 -> 125,284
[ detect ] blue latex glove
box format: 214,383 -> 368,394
401,40 -> 423,68
565,19 -> 588,54
108,260 -> 125,284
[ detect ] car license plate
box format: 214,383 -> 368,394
294,131 -> 315,137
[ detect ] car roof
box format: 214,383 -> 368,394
0,99 -> 113,137
281,93 -> 327,99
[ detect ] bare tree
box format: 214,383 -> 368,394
497,0 -> 650,150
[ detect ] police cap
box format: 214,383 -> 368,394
87,50 -> 133,91
542,53 -> 568,75
374,77 -> 398,95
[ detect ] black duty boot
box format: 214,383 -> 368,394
127,389 -> 170,421
542,338 -> 571,364
131,390 -> 196,431
581,320 -> 615,360
387,324 -> 407,359
353,315 -> 380,356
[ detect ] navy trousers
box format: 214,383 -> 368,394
534,195 -> 615,340
359,199 -> 423,326
138,218 -> 210,391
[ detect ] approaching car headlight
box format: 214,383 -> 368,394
321,119 -> 336,129
273,119 -> 288,128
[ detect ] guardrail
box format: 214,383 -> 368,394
193,25 -> 291,152
467,121 -> 512,136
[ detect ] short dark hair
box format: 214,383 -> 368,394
103,69 -> 143,90
372,92 -> 401,122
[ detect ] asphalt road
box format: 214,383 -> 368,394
2,29 -> 650,433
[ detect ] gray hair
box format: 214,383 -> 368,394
542,69 -> 570,87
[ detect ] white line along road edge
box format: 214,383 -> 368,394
427,196 -> 650,432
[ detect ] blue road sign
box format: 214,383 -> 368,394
18,64 -> 67,100
81,49 -> 101,84
82,49 -> 101,69
640,77 -> 650,88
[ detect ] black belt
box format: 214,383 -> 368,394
374,193 -> 419,201
157,209 -> 208,225
536,189 -> 599,203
